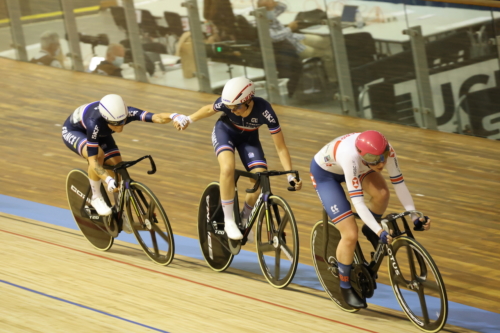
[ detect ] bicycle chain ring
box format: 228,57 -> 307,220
351,264 -> 375,299
327,256 -> 339,278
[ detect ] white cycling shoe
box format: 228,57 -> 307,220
91,197 -> 112,216
224,220 -> 243,240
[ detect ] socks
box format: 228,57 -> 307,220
241,202 -> 253,221
338,262 -> 352,289
221,199 -> 235,223
89,179 -> 102,199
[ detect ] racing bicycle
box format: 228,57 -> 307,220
66,155 -> 175,266
198,169 -> 300,288
310,210 -> 448,332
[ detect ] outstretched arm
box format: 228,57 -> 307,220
152,113 -> 174,124
174,104 -> 217,131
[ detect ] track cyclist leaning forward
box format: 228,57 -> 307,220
172,76 -> 302,240
310,130 -> 431,309
62,94 -> 177,216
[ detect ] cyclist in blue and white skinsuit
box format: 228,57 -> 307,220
310,130 -> 431,309
173,77 -> 302,240
62,94 -> 177,217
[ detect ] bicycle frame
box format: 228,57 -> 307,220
78,155 -> 157,236
234,169 -> 299,245
320,209 -> 426,282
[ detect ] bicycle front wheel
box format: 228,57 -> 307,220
66,169 -> 113,251
388,236 -> 448,332
310,220 -> 360,312
255,195 -> 299,289
126,182 -> 175,266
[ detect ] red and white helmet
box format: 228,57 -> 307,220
355,130 -> 390,165
221,77 -> 255,106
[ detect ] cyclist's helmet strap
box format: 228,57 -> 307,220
221,76 -> 255,106
355,130 -> 389,164
99,94 -> 128,124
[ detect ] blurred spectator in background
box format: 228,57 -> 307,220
93,43 -> 125,77
30,31 -> 63,68
257,0 -> 337,83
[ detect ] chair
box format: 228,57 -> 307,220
110,6 -> 127,33
139,9 -> 169,39
163,11 -> 185,54
164,11 -> 184,37
110,6 -> 168,39
345,32 -> 380,69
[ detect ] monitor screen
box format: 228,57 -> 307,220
341,5 -> 358,23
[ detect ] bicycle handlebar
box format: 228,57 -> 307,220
105,155 -> 157,175
381,210 -> 425,234
244,170 -> 300,193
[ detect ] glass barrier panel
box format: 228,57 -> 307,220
321,0 -> 414,120
73,2 -> 138,81
0,0 -> 17,60
404,2 -> 500,139
3,0 -> 69,68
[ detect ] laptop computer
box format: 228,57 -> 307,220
341,5 -> 358,27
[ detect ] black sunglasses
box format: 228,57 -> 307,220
107,119 -> 126,126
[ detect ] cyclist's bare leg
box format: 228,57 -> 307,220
361,171 -> 389,215
335,216 -> 358,265
81,146 -> 106,181
80,146 -> 114,215
217,150 -> 242,240
217,150 -> 236,201
335,215 -> 366,307
360,171 -> 389,248
244,167 -> 266,207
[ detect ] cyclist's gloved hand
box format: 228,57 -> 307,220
105,176 -> 117,193
379,230 -> 392,244
287,174 -> 302,191
170,113 -> 191,130
413,216 -> 430,231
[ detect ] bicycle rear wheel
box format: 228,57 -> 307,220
197,182 -> 234,272
388,236 -> 448,332
310,220 -> 360,312
126,182 -> 174,266
255,195 -> 299,289
66,169 -> 113,251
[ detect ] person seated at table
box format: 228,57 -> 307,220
30,31 -> 63,68
257,0 -> 337,84
93,43 -> 125,77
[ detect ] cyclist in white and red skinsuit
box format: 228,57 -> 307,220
310,130 -> 431,309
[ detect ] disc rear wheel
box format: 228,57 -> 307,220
310,220 -> 360,312
66,169 -> 113,251
197,182 -> 234,272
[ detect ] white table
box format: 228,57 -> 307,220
300,5 -> 495,44
122,60 -> 265,91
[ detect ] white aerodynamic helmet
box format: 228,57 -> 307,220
99,94 -> 128,125
221,77 -> 255,106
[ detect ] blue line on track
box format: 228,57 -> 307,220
1,194 -> 499,333
0,279 -> 170,333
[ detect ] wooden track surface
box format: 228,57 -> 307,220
0,213 -> 474,333
0,57 -> 499,324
